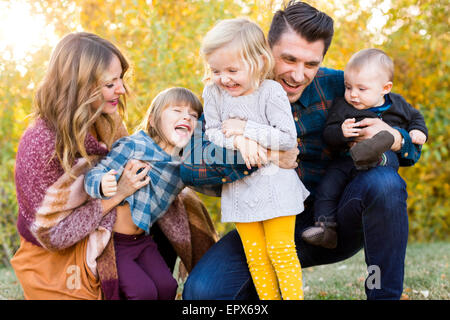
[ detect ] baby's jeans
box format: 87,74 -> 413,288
114,232 -> 178,300
314,150 -> 399,223
235,215 -> 303,300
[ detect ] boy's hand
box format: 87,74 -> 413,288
342,118 -> 361,138
101,170 -> 118,197
234,135 -> 267,169
409,129 -> 427,145
222,118 -> 247,138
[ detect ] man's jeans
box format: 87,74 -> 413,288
182,166 -> 408,300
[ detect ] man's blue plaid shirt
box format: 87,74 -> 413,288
181,67 -> 422,197
85,130 -> 185,233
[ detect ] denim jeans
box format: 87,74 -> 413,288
314,150 -> 399,222
183,165 -> 408,300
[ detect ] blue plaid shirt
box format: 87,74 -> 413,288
85,130 -> 185,233
180,67 -> 421,197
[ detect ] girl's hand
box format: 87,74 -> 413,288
234,135 -> 267,169
409,129 -> 427,145
222,119 -> 247,138
116,159 -> 151,199
101,170 -> 118,197
341,118 -> 361,138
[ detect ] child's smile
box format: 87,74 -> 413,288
207,44 -> 254,97
159,104 -> 198,153
174,122 -> 192,139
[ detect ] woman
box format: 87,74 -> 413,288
11,32 -> 217,300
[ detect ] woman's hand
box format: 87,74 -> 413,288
115,159 -> 151,199
101,159 -> 150,216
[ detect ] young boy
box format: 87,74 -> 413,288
302,48 -> 428,248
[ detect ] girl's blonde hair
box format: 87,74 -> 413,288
34,32 -> 129,173
201,18 -> 274,90
137,87 -> 203,147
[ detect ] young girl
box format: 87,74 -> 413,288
201,18 -> 310,300
84,87 -> 203,300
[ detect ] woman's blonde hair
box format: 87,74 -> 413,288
34,32 -> 129,173
201,18 -> 274,90
137,87 -> 203,147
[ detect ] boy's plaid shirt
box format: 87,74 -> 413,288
181,67 -> 422,197
84,130 -> 185,233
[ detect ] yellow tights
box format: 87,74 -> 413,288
235,215 -> 304,300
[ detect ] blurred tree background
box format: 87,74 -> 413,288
0,0 -> 448,266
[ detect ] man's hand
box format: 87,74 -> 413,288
354,118 -> 402,151
268,147 -> 299,169
222,118 -> 247,138
234,135 -> 268,169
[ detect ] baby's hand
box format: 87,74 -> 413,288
409,129 -> 427,145
222,118 -> 247,138
101,170 -> 118,197
341,118 -> 361,138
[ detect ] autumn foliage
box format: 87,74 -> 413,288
0,0 -> 448,265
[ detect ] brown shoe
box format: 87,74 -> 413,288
301,221 -> 338,249
350,130 -> 394,170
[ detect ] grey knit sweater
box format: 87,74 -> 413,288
203,80 -> 310,223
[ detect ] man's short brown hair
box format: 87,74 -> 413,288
268,1 -> 334,56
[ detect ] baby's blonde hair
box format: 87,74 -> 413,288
346,48 -> 394,82
201,18 -> 274,90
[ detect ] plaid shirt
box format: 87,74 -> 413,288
180,67 -> 421,197
85,130 -> 185,233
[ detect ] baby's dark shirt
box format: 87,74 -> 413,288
323,92 -> 428,152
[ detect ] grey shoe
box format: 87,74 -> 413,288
301,221 -> 338,249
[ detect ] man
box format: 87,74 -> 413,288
181,1 -> 421,300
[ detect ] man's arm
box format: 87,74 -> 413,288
181,114 -> 300,191
180,116 -> 256,188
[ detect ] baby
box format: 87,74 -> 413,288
302,48 -> 428,248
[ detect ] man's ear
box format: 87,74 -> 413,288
382,81 -> 393,94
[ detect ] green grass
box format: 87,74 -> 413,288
0,265 -> 23,300
303,241 -> 449,300
1,242 -> 448,300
